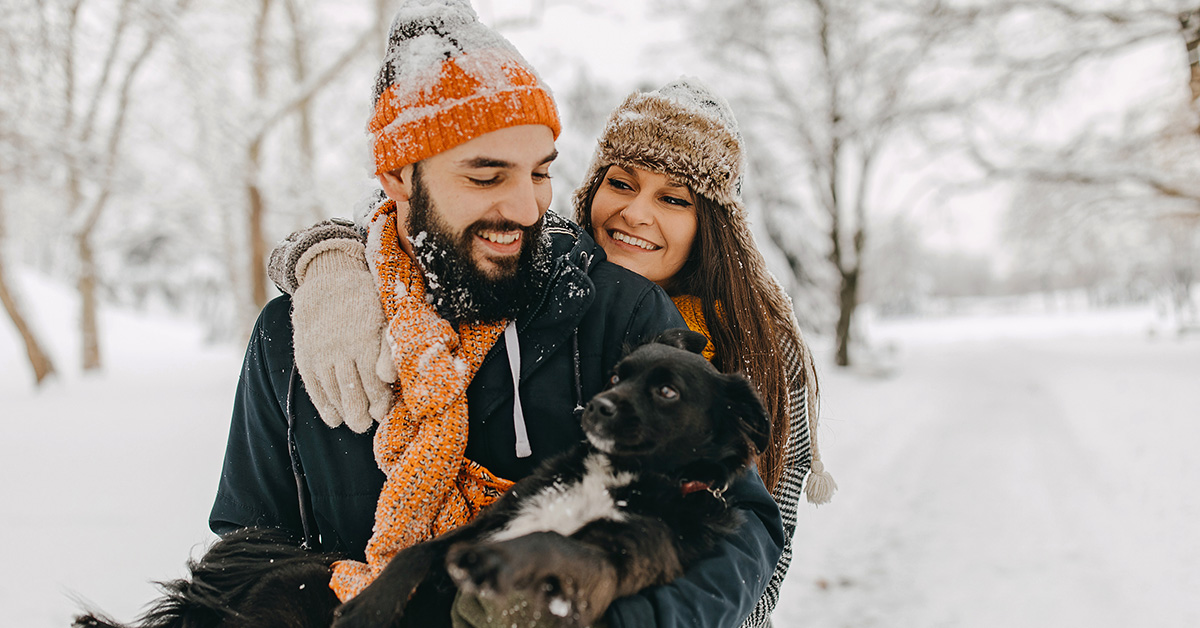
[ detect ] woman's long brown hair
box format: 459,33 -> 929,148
577,169 -> 816,492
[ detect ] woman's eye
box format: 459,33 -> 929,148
606,177 -> 633,191
656,385 -> 678,400
662,195 -> 693,208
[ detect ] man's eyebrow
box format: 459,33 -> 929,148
458,150 -> 558,170
459,157 -> 512,169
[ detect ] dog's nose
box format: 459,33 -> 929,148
587,396 -> 617,417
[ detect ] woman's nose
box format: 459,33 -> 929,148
620,192 -> 655,227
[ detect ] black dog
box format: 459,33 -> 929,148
333,328 -> 770,627
72,527 -> 344,628
74,329 -> 769,628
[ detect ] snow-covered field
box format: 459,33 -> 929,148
3,272 -> 1197,628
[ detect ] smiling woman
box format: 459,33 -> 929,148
589,165 -> 698,287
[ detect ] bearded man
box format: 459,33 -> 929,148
209,2 -> 782,626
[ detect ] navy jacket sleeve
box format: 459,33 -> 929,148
209,296 -> 305,538
607,286 -> 787,628
607,468 -> 784,628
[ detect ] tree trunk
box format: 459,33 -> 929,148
0,192 -> 57,384
77,230 -> 101,370
247,138 -> 269,308
834,266 -> 859,367
246,0 -> 273,310
1182,8 -> 1199,103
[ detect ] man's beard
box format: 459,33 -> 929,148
406,168 -> 553,324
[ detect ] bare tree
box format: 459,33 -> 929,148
36,0 -> 190,371
971,2 -> 1200,328
1178,7 -> 1199,103
0,193 -> 57,385
674,0 -> 983,366
239,1 -> 377,309
0,3 -> 59,383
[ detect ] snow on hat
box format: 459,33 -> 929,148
368,0 -> 561,174
573,76 -> 745,213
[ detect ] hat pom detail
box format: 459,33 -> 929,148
804,459 -> 837,505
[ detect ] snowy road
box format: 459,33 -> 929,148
3,282 -> 1197,627
778,334 -> 1200,628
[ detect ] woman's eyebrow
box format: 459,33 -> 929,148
665,177 -> 690,190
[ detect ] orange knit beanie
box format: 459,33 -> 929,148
368,0 -> 562,175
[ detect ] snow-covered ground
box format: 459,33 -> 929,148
3,272 -> 1197,627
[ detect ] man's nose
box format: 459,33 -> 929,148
498,178 -> 542,227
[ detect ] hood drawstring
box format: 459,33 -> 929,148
571,252 -> 593,422
285,363 -> 317,549
504,322 -> 532,458
502,248 -> 594,459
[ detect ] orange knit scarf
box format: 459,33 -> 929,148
329,199 -> 513,601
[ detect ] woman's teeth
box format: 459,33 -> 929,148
612,231 -> 658,250
480,231 -> 520,245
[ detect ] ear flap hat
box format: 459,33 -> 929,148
573,77 -> 745,218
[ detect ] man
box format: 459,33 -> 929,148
209,1 -> 783,626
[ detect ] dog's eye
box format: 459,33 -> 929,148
656,385 -> 678,400
610,374 -> 620,385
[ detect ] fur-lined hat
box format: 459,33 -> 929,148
573,77 -> 745,215
368,0 -> 561,174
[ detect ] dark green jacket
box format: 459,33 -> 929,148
209,214 -> 783,627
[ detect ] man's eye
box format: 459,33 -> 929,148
533,171 -> 552,182
656,385 -> 678,400
469,176 -> 500,186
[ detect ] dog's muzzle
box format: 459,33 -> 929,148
582,396 -> 619,453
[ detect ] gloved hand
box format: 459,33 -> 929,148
451,591 -> 611,628
291,239 -> 396,432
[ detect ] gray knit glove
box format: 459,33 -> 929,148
291,239 -> 396,432
268,218 -> 364,295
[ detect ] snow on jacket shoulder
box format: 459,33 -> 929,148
209,214 -> 783,628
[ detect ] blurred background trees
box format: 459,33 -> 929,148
2,0 -> 1198,383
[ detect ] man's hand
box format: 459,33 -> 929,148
291,240 -> 396,432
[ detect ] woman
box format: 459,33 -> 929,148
268,78 -> 834,627
570,79 -> 835,627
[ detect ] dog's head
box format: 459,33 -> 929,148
581,329 -> 771,487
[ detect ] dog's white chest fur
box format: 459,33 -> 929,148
489,454 -> 635,543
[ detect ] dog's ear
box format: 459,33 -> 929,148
653,328 -> 710,355
723,373 -> 772,455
